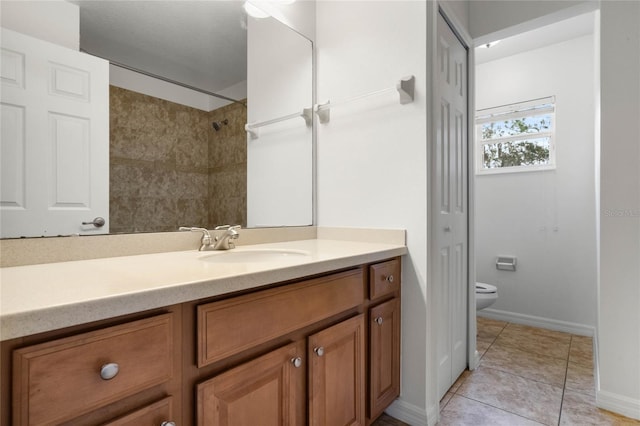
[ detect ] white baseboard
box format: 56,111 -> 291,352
478,308 -> 596,336
385,398 -> 432,425
597,390 -> 640,420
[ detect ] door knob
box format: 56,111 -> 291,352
314,346 -> 325,357
82,217 -> 105,228
374,317 -> 384,325
291,357 -> 303,368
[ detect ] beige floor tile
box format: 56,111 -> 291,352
449,369 -> 471,393
504,323 -> 573,341
457,366 -> 563,425
560,390 -> 640,425
440,392 -> 454,411
496,324 -> 571,360
370,413 -> 410,425
481,342 -> 567,386
439,395 -> 545,426
565,361 -> 595,396
477,319 -> 507,342
569,335 -> 594,368
476,339 -> 492,358
477,316 -> 509,329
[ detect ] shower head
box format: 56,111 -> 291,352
212,119 -> 229,131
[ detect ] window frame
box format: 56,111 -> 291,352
475,96 -> 556,175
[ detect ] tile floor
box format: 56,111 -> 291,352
440,317 -> 640,425
373,317 -> 640,426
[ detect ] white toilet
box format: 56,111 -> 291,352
475,282 -> 498,310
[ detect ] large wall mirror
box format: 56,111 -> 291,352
0,1 -> 313,238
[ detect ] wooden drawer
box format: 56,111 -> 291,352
13,314 -> 174,426
198,268 -> 365,367
369,258 -> 401,300
106,396 -> 175,426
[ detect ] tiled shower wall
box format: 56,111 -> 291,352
109,86 -> 247,234
207,101 -> 247,228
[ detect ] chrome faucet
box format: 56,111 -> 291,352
179,227 -> 213,251
212,225 -> 241,250
179,225 -> 241,251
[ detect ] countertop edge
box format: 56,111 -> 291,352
1,244 -> 407,341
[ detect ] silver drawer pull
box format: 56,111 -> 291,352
100,362 -> 119,380
374,317 -> 384,325
291,357 -> 302,368
161,422 -> 176,426
314,346 -> 325,357
385,275 -> 394,283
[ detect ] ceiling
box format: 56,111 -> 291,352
475,11 -> 595,65
70,1 -> 249,94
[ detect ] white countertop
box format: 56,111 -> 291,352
0,238 -> 407,341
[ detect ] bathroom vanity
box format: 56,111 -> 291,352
0,236 -> 405,425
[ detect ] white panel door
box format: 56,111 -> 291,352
0,28 -> 109,238
434,13 -> 468,400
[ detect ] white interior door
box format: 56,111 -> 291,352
1,28 -> 109,238
434,12 -> 469,400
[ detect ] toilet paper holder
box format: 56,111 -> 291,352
496,256 -> 517,271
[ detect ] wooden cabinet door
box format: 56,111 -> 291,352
308,314 -> 365,426
196,341 -> 305,426
369,298 -> 401,420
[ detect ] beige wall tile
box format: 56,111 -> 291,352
109,87 -> 247,232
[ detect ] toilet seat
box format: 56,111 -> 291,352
476,283 -> 497,294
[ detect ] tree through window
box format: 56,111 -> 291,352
476,97 -> 555,174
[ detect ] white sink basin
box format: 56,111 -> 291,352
199,248 -> 311,264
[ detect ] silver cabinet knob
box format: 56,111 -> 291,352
385,275 -> 394,283
100,362 -> 119,380
291,357 -> 302,368
161,422 -> 176,426
314,346 -> 325,357
374,317 -> 384,325
82,217 -> 105,228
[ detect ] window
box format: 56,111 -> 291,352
475,96 -> 556,174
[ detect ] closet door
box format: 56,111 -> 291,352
434,11 -> 469,400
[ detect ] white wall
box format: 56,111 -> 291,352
598,1 -> 640,419
250,0 -> 315,41
316,1 -> 431,423
0,0 -> 79,50
440,0 -> 469,32
469,0 -> 593,40
246,15 -> 313,227
109,65 -> 242,112
475,34 -> 597,332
